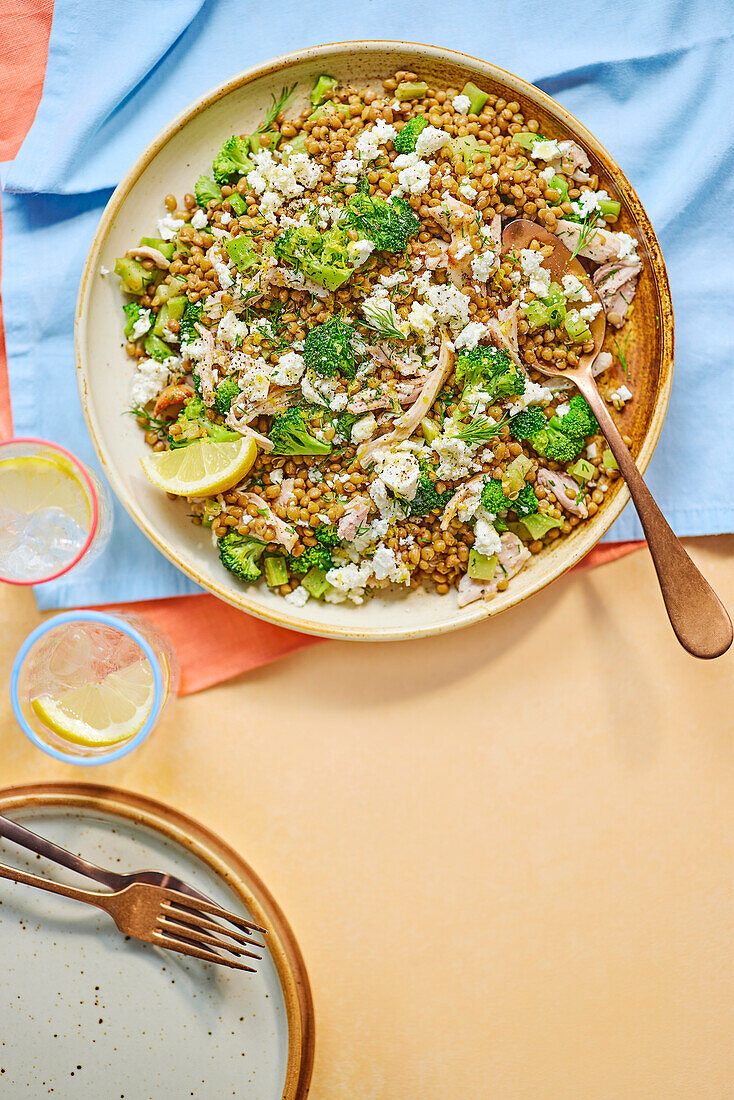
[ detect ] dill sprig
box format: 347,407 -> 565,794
255,83 -> 297,135
361,300 -> 407,342
613,332 -> 631,379
570,210 -> 598,261
455,414 -> 510,446
124,405 -> 168,431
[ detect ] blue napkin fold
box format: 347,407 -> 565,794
3,0 -> 733,610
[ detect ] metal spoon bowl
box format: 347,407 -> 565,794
502,219 -> 732,659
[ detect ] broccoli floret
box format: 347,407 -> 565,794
407,466 -> 453,516
288,544 -> 333,574
509,406 -> 547,440
303,317 -> 359,379
218,531 -> 267,582
510,483 -> 539,517
314,523 -> 341,549
194,175 -> 222,207
480,478 -> 510,514
212,135 -> 253,184
456,345 -> 525,405
344,192 -> 421,252
169,396 -> 238,448
551,394 -> 599,440
393,116 -> 429,154
179,300 -> 203,346
214,377 -> 240,416
269,405 -> 333,456
273,225 -> 354,291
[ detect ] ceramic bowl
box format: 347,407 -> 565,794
76,41 -> 674,641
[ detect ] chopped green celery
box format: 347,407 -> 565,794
155,276 -> 187,303
544,282 -> 564,307
225,235 -> 258,272
152,296 -> 186,338
310,74 -> 338,106
421,417 -> 440,444
263,555 -> 289,587
228,192 -> 247,217
201,499 -> 222,528
514,131 -> 542,150
525,300 -> 549,330
249,131 -> 281,153
508,513 -> 563,540
302,566 -> 329,598
505,454 -> 533,495
543,282 -> 566,327
569,458 -> 595,484
140,237 -> 176,261
395,81 -> 428,101
447,134 -> 481,169
564,314 -> 592,343
468,549 -> 497,581
114,257 -> 156,296
309,102 -> 336,121
144,333 -> 173,362
602,447 -> 619,470
550,174 -> 569,204
281,133 -> 308,159
460,81 -> 488,115
599,198 -> 621,219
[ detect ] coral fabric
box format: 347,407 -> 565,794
0,2 -> 641,693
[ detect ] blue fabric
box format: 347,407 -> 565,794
3,0 -> 733,609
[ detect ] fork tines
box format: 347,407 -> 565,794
153,888 -> 267,972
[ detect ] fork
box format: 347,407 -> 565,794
0,860 -> 266,972
0,812 -> 213,904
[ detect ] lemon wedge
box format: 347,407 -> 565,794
0,454 -> 91,527
31,660 -> 155,747
140,436 -> 257,496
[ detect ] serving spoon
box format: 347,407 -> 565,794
502,219 -> 732,659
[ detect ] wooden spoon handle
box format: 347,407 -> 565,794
574,374 -> 732,659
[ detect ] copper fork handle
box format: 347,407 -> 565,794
0,814 -> 122,890
576,374 -> 733,659
0,860 -> 114,912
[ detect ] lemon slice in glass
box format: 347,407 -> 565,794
0,454 -> 91,526
30,660 -> 155,747
140,436 -> 257,496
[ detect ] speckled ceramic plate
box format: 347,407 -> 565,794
76,41 -> 674,641
0,783 -> 314,1099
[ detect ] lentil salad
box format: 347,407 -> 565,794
114,70 -> 641,609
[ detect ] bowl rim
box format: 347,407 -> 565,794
75,39 -> 674,642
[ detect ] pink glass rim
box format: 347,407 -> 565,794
0,436 -> 100,586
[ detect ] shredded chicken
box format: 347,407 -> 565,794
488,213 -> 502,249
555,219 -> 637,265
263,261 -> 330,300
225,407 -> 274,451
189,323 -> 215,404
276,477 -> 296,510
357,334 -> 454,467
456,533 -> 531,607
338,496 -> 371,541
347,379 -> 424,415
241,493 -> 297,550
126,245 -> 170,269
536,467 -> 588,518
556,140 -> 592,182
440,475 -> 483,531
497,301 -> 519,357
428,196 -> 479,286
593,259 -> 642,328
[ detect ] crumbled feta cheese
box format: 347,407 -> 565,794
433,434 -> 476,481
414,126 -> 450,157
379,452 -> 421,501
530,139 -> 562,162
571,189 -> 610,219
130,309 -> 152,341
471,250 -> 497,282
287,152 -> 322,190
561,273 -> 591,302
586,442 -> 599,460
608,384 -> 633,405
208,245 -> 234,289
219,211 -> 232,226
539,166 -> 556,185
615,232 -> 638,259
129,358 -> 171,407
555,402 -> 571,418
259,190 -> 284,223
380,270 -> 409,288
271,350 -> 306,386
407,301 -> 436,339
455,321 -> 488,351
190,209 -> 209,230
426,283 -> 472,328
459,181 -> 477,201
457,484 -> 483,524
369,477 -> 406,522
231,354 -> 271,405
217,310 -> 247,347
99,265 -> 110,276
473,507 -> 502,556
578,302 -> 602,322
156,215 -> 184,241
351,414 -> 377,444
452,94 -> 472,115
348,238 -> 375,268
284,586 -> 310,608
508,379 -> 553,416
362,290 -> 407,334
393,152 -> 432,195
373,118 -> 397,142
454,241 -> 473,261
371,544 -> 410,585
519,248 -> 551,297
324,560 -> 374,604
270,467 -> 284,484
334,152 -> 361,184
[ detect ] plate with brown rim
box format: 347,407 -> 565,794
0,782 -> 314,1098
75,41 -> 673,640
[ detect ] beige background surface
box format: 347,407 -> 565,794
1,539 -> 733,1099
